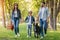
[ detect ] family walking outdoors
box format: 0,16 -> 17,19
11,2 -> 50,39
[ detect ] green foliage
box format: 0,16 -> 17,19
5,0 -> 42,19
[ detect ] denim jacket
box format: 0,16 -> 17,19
11,9 -> 21,20
38,7 -> 50,21
25,16 -> 35,24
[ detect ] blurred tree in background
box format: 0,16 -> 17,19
1,0 -> 60,30
5,0 -> 41,18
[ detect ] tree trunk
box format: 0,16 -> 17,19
53,0 -> 57,30
49,0 -> 54,29
2,0 -> 6,27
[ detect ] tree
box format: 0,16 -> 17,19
2,0 -> 6,27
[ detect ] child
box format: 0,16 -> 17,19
25,11 -> 35,38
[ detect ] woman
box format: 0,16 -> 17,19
11,3 -> 21,37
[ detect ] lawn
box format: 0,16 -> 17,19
0,23 -> 60,40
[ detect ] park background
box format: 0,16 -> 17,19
0,0 -> 60,40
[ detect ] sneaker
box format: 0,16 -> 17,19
15,35 -> 18,38
44,34 -> 47,37
40,36 -> 43,39
17,33 -> 20,37
27,35 -> 29,38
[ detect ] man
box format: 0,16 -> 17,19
38,2 -> 50,39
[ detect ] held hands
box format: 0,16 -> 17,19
19,18 -> 25,23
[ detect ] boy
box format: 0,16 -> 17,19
25,11 -> 35,38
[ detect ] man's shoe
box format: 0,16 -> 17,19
40,36 -> 43,39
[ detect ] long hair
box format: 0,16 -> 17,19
13,3 -> 19,12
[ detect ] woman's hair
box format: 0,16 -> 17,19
13,3 -> 19,11
42,2 -> 45,4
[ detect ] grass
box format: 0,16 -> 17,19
0,23 -> 60,40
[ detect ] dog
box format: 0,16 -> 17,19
33,22 -> 40,38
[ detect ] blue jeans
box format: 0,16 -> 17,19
27,25 -> 32,36
14,18 -> 19,35
40,19 -> 48,37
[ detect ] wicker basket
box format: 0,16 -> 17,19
7,21 -> 14,31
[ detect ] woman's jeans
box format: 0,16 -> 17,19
27,24 -> 32,36
13,18 -> 19,35
40,19 -> 48,37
